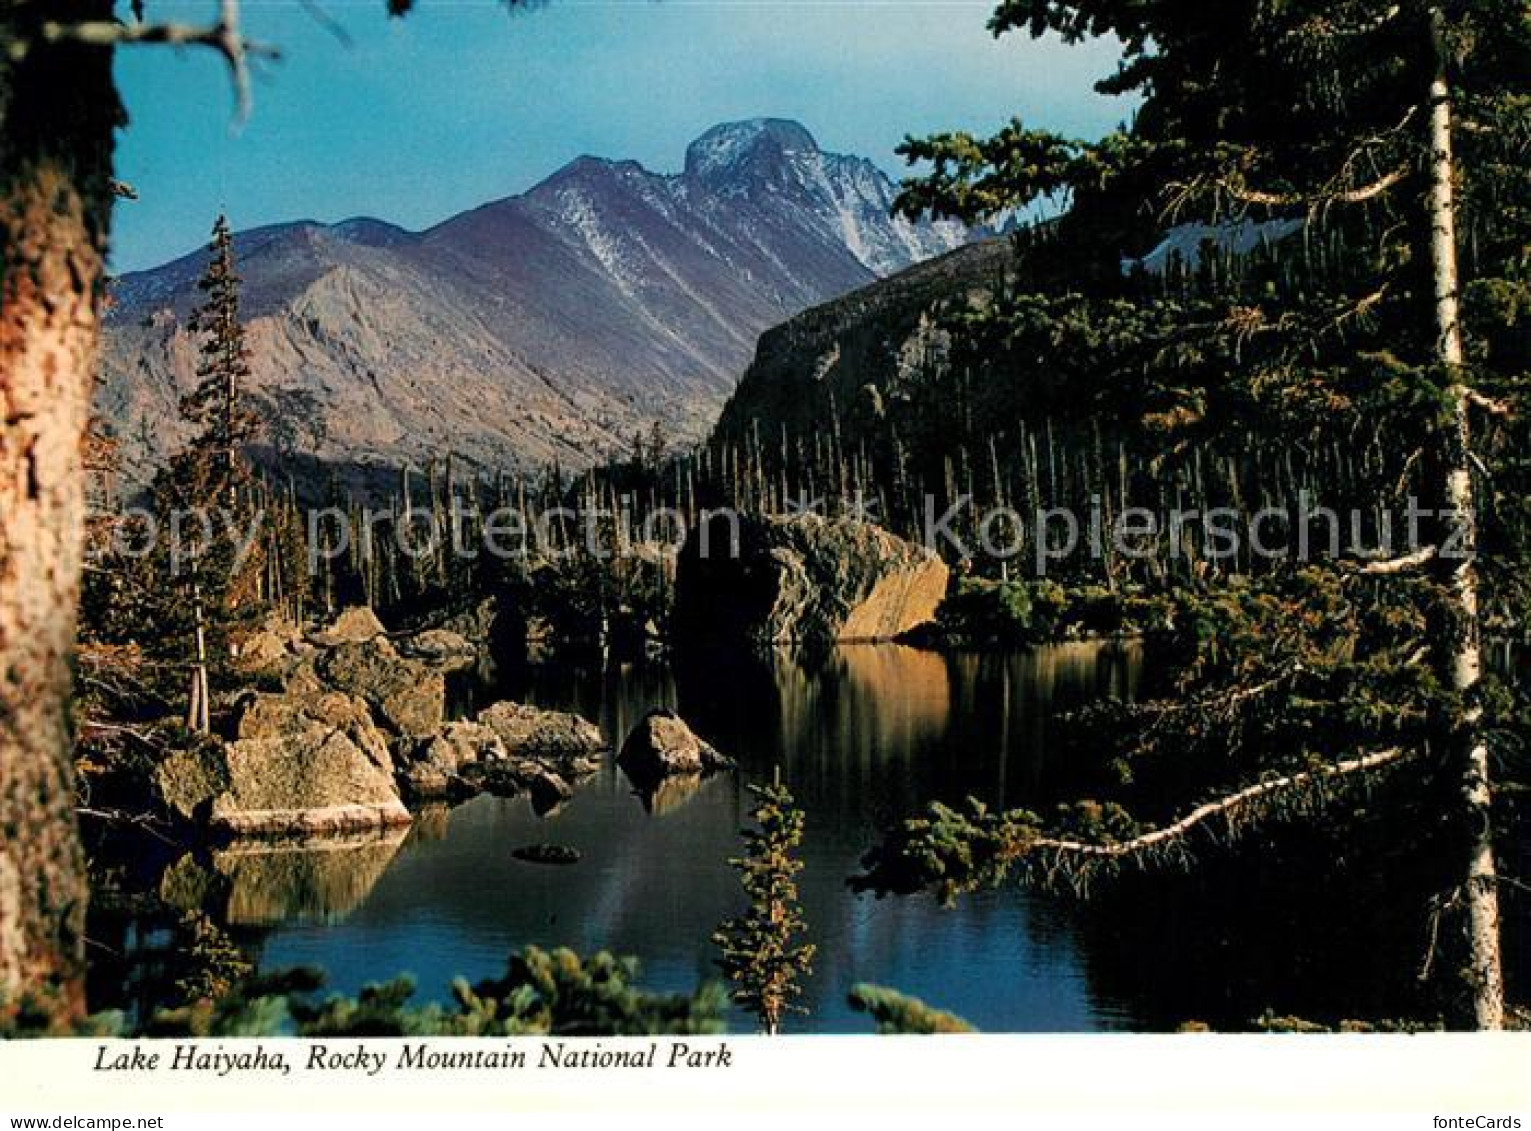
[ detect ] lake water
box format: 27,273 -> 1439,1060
201,641 -> 1147,1034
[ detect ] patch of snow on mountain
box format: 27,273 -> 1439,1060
551,187 -> 641,293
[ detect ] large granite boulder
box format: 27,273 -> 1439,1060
319,640 -> 446,738
233,688 -> 392,770
475,701 -> 605,776
397,628 -> 478,671
308,606 -> 389,648
674,513 -> 949,647
617,709 -> 733,784
153,726 -> 410,838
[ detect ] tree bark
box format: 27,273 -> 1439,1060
1426,8 -> 1503,1032
0,0 -> 119,1024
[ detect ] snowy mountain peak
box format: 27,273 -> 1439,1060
684,118 -> 821,181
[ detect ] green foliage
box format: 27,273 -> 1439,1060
847,984 -> 976,1034
855,562 -> 1508,902
712,774 -> 817,1034
142,948 -> 727,1038
171,911 -> 254,1008
855,798 -> 1044,903
936,577 -> 1153,643
937,578 -> 1035,644
0,989 -> 123,1040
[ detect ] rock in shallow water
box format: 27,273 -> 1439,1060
511,844 -> 582,866
617,709 -> 733,786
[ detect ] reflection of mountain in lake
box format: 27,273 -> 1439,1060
161,829 -> 409,927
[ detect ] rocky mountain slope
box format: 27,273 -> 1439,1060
711,234 -> 1018,445
101,119 -> 972,490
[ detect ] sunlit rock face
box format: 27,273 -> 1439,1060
674,513 -> 950,648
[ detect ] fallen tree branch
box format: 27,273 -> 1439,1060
1466,389 -> 1514,418
1029,747 -> 1413,864
1356,545 -> 1439,575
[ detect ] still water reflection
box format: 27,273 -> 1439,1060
207,643 -> 1146,1032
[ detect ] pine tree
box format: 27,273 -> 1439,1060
873,0 -> 1528,1029
182,213 -> 257,507
712,771 -> 816,1035
158,214 -> 263,733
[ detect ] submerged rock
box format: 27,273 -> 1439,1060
617,709 -> 733,786
511,844 -> 581,866
674,512 -> 949,647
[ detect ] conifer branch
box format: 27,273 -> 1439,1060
1221,166 -> 1408,209
1466,389 -> 1514,418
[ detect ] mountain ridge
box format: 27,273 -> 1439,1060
101,118 -> 974,491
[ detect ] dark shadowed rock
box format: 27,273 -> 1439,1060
617,709 -> 733,787
434,599 -> 498,643
511,844 -> 581,866
154,741 -> 233,825
397,721 -> 506,802
674,513 -> 949,647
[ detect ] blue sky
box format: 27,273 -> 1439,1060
112,0 -> 1130,272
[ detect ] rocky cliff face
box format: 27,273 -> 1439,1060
101,119 -> 974,491
710,235 -> 1017,446
674,513 -> 950,647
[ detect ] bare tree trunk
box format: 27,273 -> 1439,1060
1427,8 -> 1503,1031
186,574 -> 212,734
0,1 -> 119,1024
